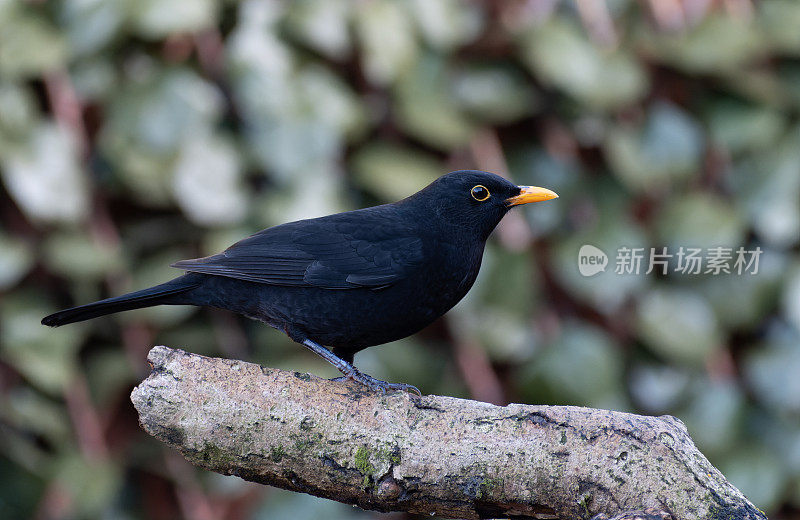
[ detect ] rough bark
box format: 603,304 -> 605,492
131,346 -> 766,520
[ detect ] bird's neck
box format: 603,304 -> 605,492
395,197 -> 503,244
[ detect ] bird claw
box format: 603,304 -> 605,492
334,372 -> 422,397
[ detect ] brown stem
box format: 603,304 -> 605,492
64,373 -> 109,461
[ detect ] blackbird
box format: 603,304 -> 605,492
42,170 -> 557,393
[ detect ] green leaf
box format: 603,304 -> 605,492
636,288 -> 721,366
395,54 -> 476,149
655,193 -> 746,251
605,102 -> 704,194
1,123 -> 89,224
355,0 -> 417,85
172,133 -> 247,227
759,0 -> 800,54
100,68 -> 224,204
132,0 -> 218,39
0,82 -> 39,149
520,18 -> 647,110
719,447 -> 786,512
680,379 -> 744,455
784,263 -> 800,333
52,454 -> 122,517
85,349 -> 135,408
43,231 -> 124,281
295,66 -> 368,142
520,323 -> 625,409
629,363 -> 690,414
1,294 -> 86,395
103,68 -> 223,155
0,387 -> 71,446
255,164 -> 348,226
731,135 -> 800,248
708,99 -> 785,154
60,0 -> 126,57
284,0 -> 351,59
69,59 -> 118,102
408,0 -> 484,51
0,9 -> 66,79
701,264 -> 782,330
0,231 -> 34,290
452,64 -> 538,124
745,332 -> 800,413
638,14 -> 765,74
351,142 -> 442,201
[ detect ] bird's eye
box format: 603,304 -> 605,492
471,185 -> 490,201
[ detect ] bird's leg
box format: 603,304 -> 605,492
301,339 -> 421,396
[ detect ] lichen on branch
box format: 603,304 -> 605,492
131,346 -> 765,520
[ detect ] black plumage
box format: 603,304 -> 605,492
42,170 -> 557,393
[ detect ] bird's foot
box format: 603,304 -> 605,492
300,339 -> 421,396
333,372 -> 421,397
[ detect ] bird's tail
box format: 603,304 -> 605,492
41,276 -> 200,327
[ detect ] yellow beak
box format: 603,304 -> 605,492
505,186 -> 559,206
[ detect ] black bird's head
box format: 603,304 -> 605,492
410,170 -> 558,241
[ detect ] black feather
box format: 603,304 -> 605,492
41,276 -> 199,327
171,206 -> 425,290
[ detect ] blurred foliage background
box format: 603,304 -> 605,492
1,0 -> 800,518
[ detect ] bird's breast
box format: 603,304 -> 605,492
410,239 -> 484,310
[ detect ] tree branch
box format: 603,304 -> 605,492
131,346 -> 765,520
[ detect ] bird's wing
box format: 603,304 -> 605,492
171,210 -> 425,290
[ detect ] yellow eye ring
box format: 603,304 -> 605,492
471,185 -> 490,201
